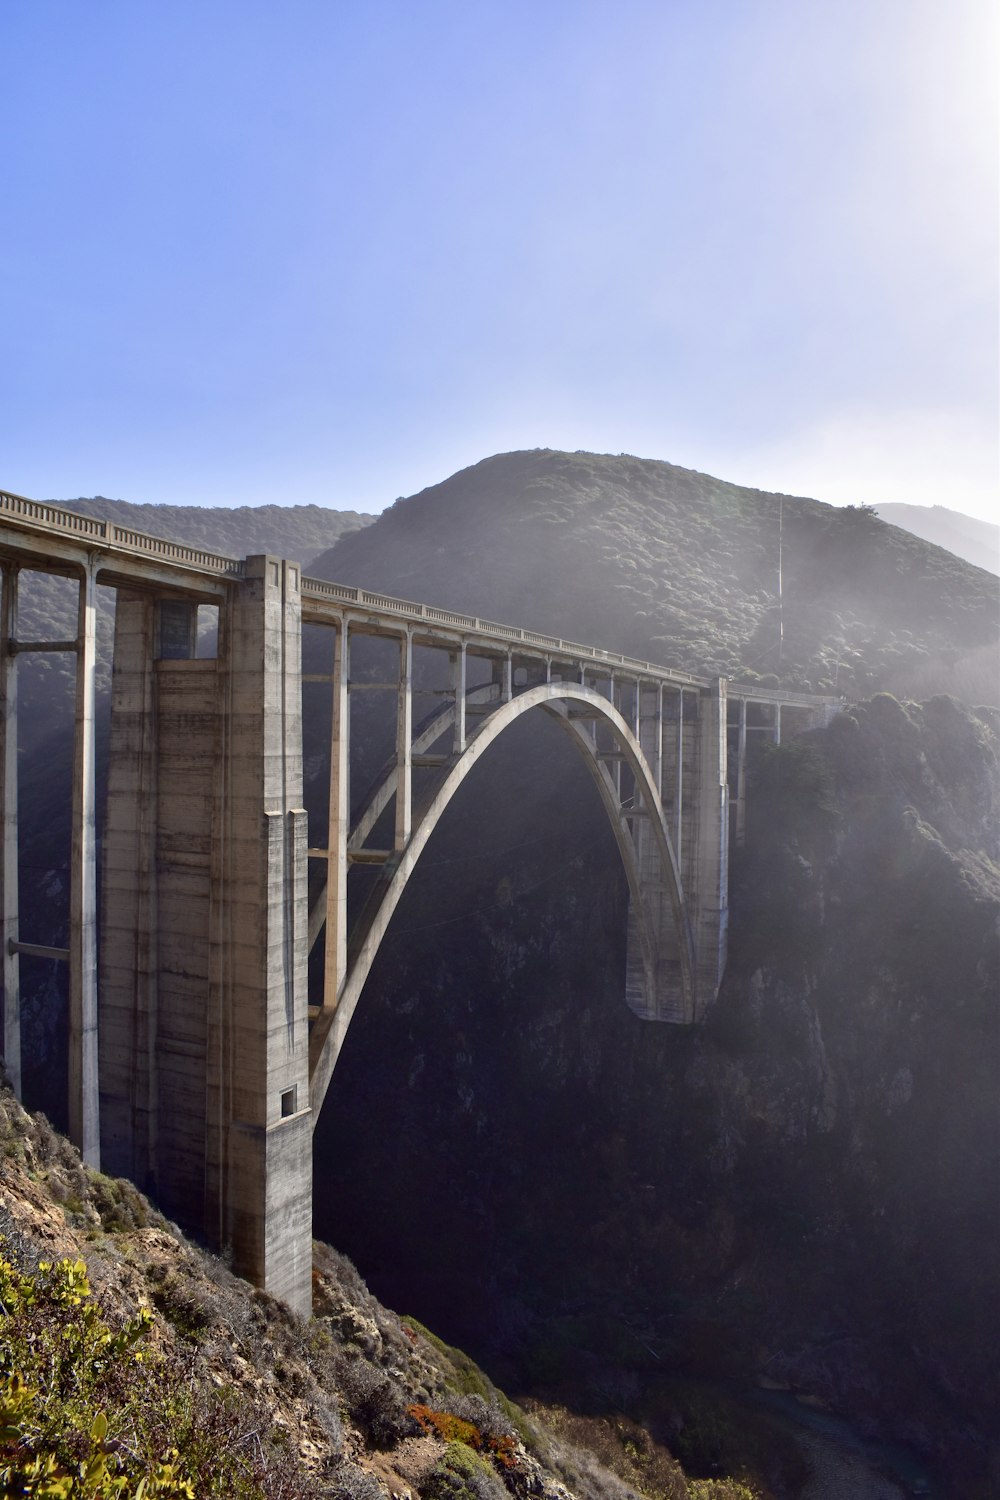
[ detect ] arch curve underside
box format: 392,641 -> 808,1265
308,681 -> 704,1118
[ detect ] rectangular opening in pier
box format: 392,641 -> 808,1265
196,604 -> 219,659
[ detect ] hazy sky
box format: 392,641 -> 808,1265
2,0 -> 997,521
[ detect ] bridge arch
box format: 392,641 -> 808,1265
307,681 -> 694,1118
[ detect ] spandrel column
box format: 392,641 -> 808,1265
69,556 -> 99,1166
0,564 -> 20,1097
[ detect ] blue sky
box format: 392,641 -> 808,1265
2,0 -> 996,520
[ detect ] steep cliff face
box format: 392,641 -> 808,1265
312,695 -> 999,1489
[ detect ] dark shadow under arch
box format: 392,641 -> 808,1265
308,682 -> 693,1120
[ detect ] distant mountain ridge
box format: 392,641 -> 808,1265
875,501 -> 999,576
57,495 -> 375,569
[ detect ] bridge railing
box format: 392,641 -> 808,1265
300,574 -> 716,689
108,526 -> 246,577
0,490 -> 109,539
0,489 -> 246,579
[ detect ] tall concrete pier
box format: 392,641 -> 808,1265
100,559 -> 312,1310
0,490 -> 838,1316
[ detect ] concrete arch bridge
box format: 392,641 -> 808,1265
0,489 -> 838,1315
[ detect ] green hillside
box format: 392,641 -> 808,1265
58,495 -> 375,568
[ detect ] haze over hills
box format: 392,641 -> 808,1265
310,449 -> 999,705
874,502 -> 999,576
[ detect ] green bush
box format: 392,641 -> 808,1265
422,1440 -> 508,1500
0,1243 -> 315,1498
0,1249 -> 194,1497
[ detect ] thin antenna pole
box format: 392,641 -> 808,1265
777,495 -> 784,666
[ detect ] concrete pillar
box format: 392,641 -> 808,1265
69,557 -> 99,1166
691,678 -> 729,1013
394,632 -> 412,849
101,562 -> 311,1315
451,646 -> 466,753
220,557 -> 311,1316
324,622 -> 349,1006
674,689 -> 684,877
0,565 -> 19,1097
623,679 -> 688,1024
99,592 -> 159,1185
773,702 -> 782,745
735,697 -> 748,847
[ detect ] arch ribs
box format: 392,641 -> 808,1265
305,623 -> 732,1119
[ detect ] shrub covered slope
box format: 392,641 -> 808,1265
0,1087 -> 769,1500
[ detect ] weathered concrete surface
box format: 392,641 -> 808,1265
100,561 -> 312,1315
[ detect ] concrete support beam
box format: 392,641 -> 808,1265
99,592 -> 159,1186
324,624 -> 349,1005
69,557 -> 99,1166
394,632 -> 412,849
691,678 -> 729,1011
674,689 -> 684,877
219,556 -> 311,1315
0,565 -> 19,1097
735,697 -> 748,847
451,646 -> 466,753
